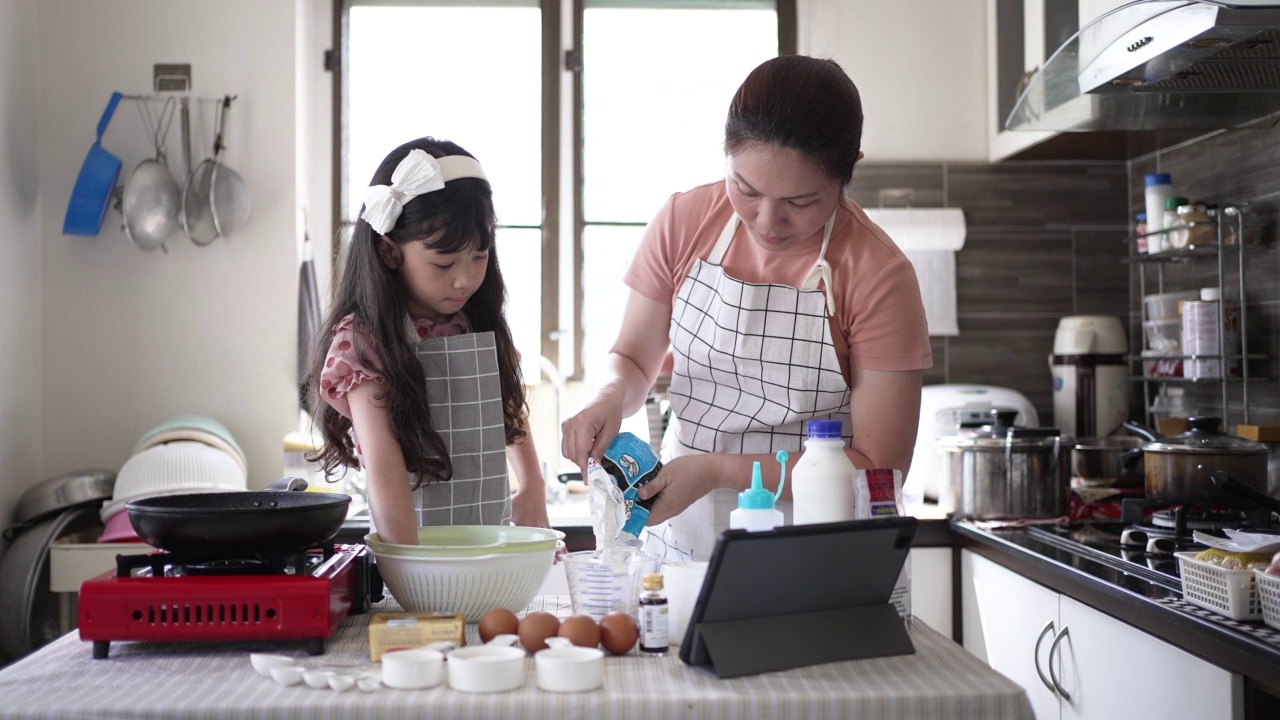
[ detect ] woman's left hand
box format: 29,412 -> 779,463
634,454 -> 720,525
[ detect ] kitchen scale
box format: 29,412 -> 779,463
76,543 -> 377,659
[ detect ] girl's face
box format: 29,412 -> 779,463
384,231 -> 489,324
724,142 -> 846,254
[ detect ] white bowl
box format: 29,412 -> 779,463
302,669 -> 334,689
535,646 -> 604,693
328,674 -> 356,693
381,648 -> 445,690
269,664 -> 305,686
371,542 -> 560,622
249,652 -> 295,677
447,645 -> 527,693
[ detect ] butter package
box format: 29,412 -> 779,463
368,612 -> 465,661
854,468 -> 912,628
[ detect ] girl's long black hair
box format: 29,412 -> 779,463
306,137 -> 527,488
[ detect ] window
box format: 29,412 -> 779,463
339,1 -> 793,384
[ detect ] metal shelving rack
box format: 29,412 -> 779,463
1125,205 -> 1265,428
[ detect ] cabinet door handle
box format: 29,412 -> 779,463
1033,620 -> 1057,694
1048,626 -> 1072,702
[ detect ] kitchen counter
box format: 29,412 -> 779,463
952,520 -> 1280,699
0,596 -> 1032,720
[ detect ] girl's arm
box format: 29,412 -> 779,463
506,433 -> 550,528
347,380 -> 419,545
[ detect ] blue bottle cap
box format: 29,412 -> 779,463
1144,173 -> 1171,186
805,418 -> 843,439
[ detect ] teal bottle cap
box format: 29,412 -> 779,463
738,462 -> 777,510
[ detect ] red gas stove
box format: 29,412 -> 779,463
77,543 -> 378,659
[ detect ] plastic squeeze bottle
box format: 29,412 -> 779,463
728,452 -> 788,532
791,419 -> 857,524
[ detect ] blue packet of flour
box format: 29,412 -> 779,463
600,432 -> 661,538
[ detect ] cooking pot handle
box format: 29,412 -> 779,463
1200,466 -> 1280,515
1121,420 -> 1160,443
266,476 -> 309,492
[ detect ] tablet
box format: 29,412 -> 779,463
678,516 -> 918,677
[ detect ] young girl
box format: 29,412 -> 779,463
308,136 -> 549,545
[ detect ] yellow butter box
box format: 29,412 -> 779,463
368,612 -> 465,661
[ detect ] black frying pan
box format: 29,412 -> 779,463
125,477 -> 350,556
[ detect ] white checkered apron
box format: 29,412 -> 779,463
645,212 -> 852,561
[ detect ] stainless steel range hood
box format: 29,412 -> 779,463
1006,0 -> 1280,132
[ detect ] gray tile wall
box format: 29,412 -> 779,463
853,121 -> 1280,431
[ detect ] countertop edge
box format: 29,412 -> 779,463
951,521 -> 1280,697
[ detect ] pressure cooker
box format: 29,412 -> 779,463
939,411 -> 1071,520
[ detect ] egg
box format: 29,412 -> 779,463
598,612 -> 639,655
517,611 -> 561,652
478,608 -> 520,643
557,615 -> 601,648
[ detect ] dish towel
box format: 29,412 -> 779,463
865,207 -> 967,336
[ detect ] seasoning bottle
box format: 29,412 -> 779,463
1164,196 -> 1189,250
729,460 -> 785,532
1144,173 -> 1173,234
639,573 -> 669,656
1134,212 -> 1149,254
791,419 -> 857,524
1176,202 -> 1214,248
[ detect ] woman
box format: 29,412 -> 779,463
561,55 -> 930,560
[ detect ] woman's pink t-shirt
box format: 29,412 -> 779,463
623,181 -> 932,382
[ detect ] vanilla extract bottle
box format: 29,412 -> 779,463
639,573 -> 669,656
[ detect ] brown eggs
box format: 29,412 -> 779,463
598,612 -> 639,655
557,615 -> 601,648
517,611 -> 561,652
478,608 -> 520,643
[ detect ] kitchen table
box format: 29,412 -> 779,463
0,597 -> 1032,720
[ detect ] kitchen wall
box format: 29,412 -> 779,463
849,160 -> 1132,425
1129,123 -> 1280,427
0,0 -> 335,522
0,0 -> 42,546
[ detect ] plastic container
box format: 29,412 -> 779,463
1144,173 -> 1173,235
1142,317 -> 1182,353
1143,290 -> 1199,322
728,457 -> 786,532
1254,569 -> 1280,631
791,419 -> 857,524
1172,202 -> 1214,249
1182,287 -> 1241,379
1176,551 -> 1261,620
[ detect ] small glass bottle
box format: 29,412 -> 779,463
1163,196 -> 1189,251
1134,212 -> 1148,254
639,573 -> 669,656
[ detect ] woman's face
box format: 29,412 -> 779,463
725,143 -> 845,253
384,231 -> 489,324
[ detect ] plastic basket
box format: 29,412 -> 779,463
1255,569 -> 1280,630
370,543 -> 560,622
1175,551 -> 1261,621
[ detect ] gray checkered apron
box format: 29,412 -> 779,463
644,211 -> 852,561
411,331 -> 512,526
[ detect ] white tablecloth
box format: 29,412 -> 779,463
0,597 -> 1032,720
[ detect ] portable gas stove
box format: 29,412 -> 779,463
77,543 -> 379,659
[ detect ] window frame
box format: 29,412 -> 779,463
332,0 -> 796,381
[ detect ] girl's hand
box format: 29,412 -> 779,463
634,454 -> 721,525
511,484 -> 551,529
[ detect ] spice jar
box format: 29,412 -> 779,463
1134,212 -> 1149,254
1163,196 -> 1190,250
1174,202 -> 1213,248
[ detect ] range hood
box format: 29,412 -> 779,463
1006,0 -> 1280,132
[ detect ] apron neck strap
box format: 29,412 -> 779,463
709,211 -> 839,314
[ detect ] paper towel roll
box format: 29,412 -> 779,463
865,207 -> 966,337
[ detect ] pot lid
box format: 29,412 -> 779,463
939,410 -> 1066,449
1146,416 -> 1268,453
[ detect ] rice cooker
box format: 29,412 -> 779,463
907,384 -> 1040,505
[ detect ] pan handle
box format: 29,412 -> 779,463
267,476 -> 309,492
1122,420 -> 1161,443
1199,466 -> 1280,516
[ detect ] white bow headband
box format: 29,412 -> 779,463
360,149 -> 488,234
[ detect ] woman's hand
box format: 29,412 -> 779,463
560,389 -> 626,474
634,454 -> 722,525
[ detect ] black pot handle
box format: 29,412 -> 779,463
1122,420 -> 1161,443
1199,466 -> 1280,515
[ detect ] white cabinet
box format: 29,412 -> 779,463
909,547 -> 953,639
961,550 -> 1243,719
986,0 -> 1129,161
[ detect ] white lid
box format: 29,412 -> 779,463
1053,315 -> 1127,354
1200,287 -> 1220,301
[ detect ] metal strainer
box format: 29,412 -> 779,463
120,98 -> 181,252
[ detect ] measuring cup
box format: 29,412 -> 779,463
563,547 -> 662,621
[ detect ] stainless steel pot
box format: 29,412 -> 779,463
1072,437 -> 1144,488
940,417 -> 1072,520
1124,417 -> 1268,504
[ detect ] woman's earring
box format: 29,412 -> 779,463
377,236 -> 401,270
